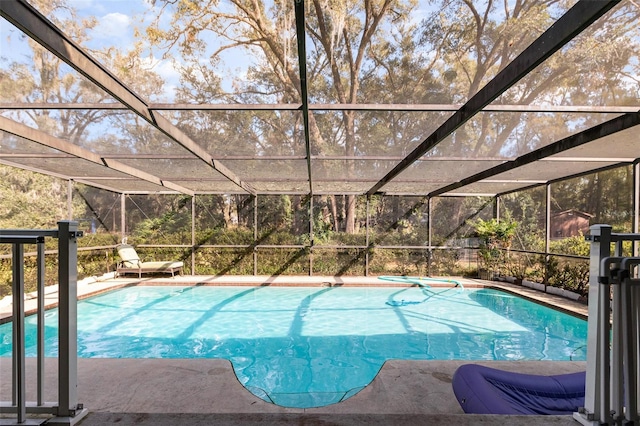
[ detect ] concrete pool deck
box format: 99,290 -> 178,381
1,276 -> 589,425
1,357 -> 586,425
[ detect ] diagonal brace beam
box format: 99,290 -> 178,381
0,0 -> 254,195
366,0 -> 620,195
430,112 -> 640,197
0,116 -> 195,195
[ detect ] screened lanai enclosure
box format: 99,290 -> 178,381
0,0 -> 639,292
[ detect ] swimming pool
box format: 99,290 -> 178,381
0,285 -> 587,408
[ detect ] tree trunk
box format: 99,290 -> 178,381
345,194 -> 356,234
222,197 -> 232,228
329,195 -> 339,231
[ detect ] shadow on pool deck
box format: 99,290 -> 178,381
0,357 -> 585,426
0,276 -> 588,425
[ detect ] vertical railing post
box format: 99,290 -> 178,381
2,228 -> 86,424
37,241 -> 45,406
427,197 -> 432,277
611,240 -> 624,420
120,194 -> 126,242
57,220 -> 79,418
67,180 -> 73,220
253,195 -> 258,276
545,184 -> 551,290
12,243 -> 26,423
365,196 -> 370,277
634,161 -> 640,416
621,257 -> 637,424
191,195 -> 196,274
634,161 -> 639,256
309,195 -> 314,276
575,224 -> 612,425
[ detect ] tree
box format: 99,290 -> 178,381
144,0 -> 425,234
420,0 -> 639,157
471,217 -> 518,275
0,0 -> 178,232
552,166 -> 634,231
0,164 -> 84,229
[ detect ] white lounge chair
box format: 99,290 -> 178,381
116,244 -> 183,278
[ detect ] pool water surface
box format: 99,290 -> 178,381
0,285 -> 587,408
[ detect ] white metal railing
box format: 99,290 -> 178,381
0,221 -> 88,425
575,224 -> 640,426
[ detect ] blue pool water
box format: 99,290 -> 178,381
0,285 -> 587,408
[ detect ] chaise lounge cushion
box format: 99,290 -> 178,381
452,364 -> 585,415
116,244 -> 183,277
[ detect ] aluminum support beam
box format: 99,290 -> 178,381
367,0 -> 620,195
120,194 -> 126,243
545,184 -> 551,287
253,195 -> 258,276
0,116 -> 194,195
365,196 -> 370,277
191,196 -> 196,274
432,112 -> 640,197
427,198 -> 432,276
0,0 -> 254,195
67,180 -> 73,219
4,102 -> 638,114
0,159 -> 125,193
635,161 -> 639,256
294,0 -> 314,196
309,195 -> 314,276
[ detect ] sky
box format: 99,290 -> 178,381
67,0 -> 183,101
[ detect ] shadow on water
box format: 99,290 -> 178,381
0,286 -> 590,408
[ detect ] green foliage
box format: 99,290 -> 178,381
311,211 -> 334,244
503,252 -> 542,280
193,248 -> 252,275
0,165 -> 85,229
471,218 -> 518,273
473,218 -> 518,242
500,238 -> 590,297
257,248 -> 310,275
428,250 -> 461,276
0,246 -> 115,298
312,248 -> 366,276
195,227 -> 254,245
369,249 -> 429,276
546,257 -> 589,297
552,164 -> 634,233
549,234 -> 590,257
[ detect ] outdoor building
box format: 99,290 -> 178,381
550,209 -> 593,239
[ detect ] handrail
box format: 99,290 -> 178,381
0,222 -> 88,425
